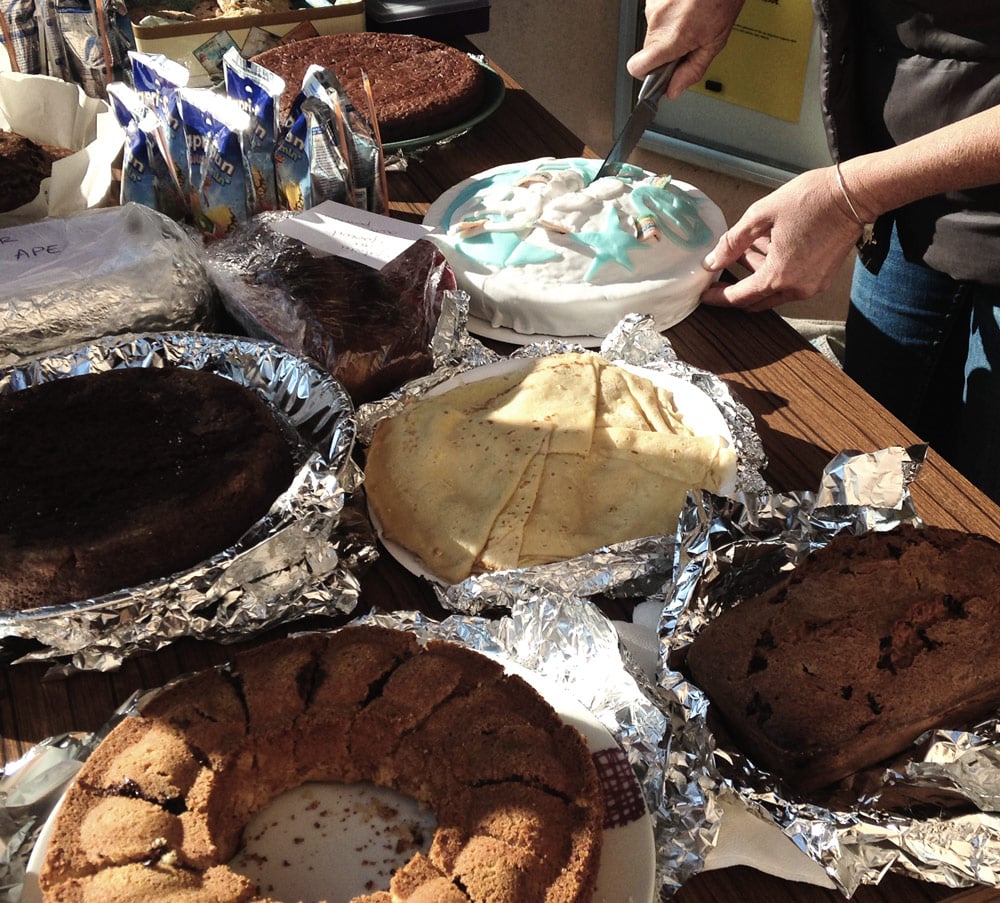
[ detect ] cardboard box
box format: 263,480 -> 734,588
366,0 -> 488,38
131,0 -> 365,86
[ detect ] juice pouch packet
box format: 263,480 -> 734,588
129,51 -> 191,214
52,0 -> 121,97
177,87 -> 252,239
274,92 -> 311,212
222,46 -> 284,214
301,64 -> 385,214
106,82 -> 160,213
301,94 -> 352,208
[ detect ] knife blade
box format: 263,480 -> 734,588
595,60 -> 678,180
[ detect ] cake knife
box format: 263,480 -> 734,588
595,60 -> 678,180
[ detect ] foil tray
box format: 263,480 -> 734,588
661,447 -> 1000,895
0,331 -> 368,673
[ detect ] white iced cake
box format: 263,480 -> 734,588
422,157 -> 727,341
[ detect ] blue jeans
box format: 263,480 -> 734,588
844,225 -> 1000,504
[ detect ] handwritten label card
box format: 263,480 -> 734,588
276,201 -> 433,269
2,221 -> 70,287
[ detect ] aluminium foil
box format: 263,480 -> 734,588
0,331 -> 371,674
660,445 -> 1000,895
0,204 -> 216,364
356,309 -> 769,614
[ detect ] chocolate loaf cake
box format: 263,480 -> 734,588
685,524 -> 1000,793
39,626 -> 605,902
212,231 -> 450,404
0,366 -> 295,611
250,32 -> 485,142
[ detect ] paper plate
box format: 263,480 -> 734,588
23,659 -> 656,903
368,356 -> 738,584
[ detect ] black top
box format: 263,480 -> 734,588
812,0 -> 1000,285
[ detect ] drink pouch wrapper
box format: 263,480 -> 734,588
274,93 -> 311,212
51,0 -> 126,97
129,51 -> 191,214
177,87 -> 252,239
105,82 -> 158,211
301,95 -> 351,208
106,81 -> 187,218
222,46 -> 284,214
301,64 -> 385,214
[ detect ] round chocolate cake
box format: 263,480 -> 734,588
38,626 -> 605,902
0,366 -> 295,611
250,32 -> 486,142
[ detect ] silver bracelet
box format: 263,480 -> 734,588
834,161 -> 875,247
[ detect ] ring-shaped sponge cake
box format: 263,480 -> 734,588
38,626 -> 604,902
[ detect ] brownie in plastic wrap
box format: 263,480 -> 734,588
206,212 -> 453,404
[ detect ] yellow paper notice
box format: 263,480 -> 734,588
688,0 -> 814,123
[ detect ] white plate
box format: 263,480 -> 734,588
24,663 -> 656,903
370,356 -> 738,584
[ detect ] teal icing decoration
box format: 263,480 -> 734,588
540,158 -> 645,184
441,159 -> 708,276
565,207 -> 649,281
440,167 -> 525,232
507,240 -> 561,266
453,230 -> 525,267
444,164 -> 563,268
607,162 -> 647,183
453,230 -> 559,268
631,184 -> 712,248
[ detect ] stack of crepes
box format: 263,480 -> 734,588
365,352 -> 737,584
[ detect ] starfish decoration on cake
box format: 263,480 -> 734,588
454,230 -> 561,268
565,208 -> 650,281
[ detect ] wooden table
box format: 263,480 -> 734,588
4,48 -> 999,903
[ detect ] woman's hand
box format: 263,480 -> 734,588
627,0 -> 747,98
700,167 -> 866,312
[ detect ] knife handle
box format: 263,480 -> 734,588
637,59 -> 680,105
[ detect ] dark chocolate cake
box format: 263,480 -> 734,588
0,130 -> 73,213
0,366 -> 296,611
685,524 -> 1000,794
251,32 -> 486,142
